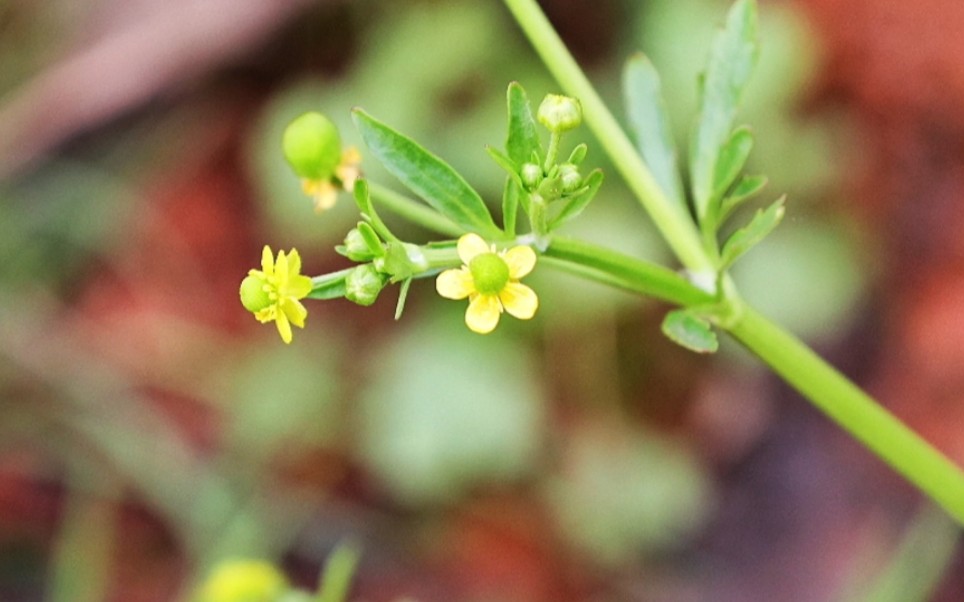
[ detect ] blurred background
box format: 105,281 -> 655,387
1,0 -> 962,600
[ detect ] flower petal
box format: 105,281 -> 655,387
261,245 -> 274,275
287,274 -> 313,299
282,298 -> 308,328
457,233 -> 490,264
436,268 -> 475,299
275,310 -> 293,344
287,249 -> 302,276
466,294 -> 502,334
500,282 -> 538,319
503,245 -> 536,279
276,249 -> 289,279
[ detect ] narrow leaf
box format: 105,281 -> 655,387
502,177 -> 521,237
718,174 -> 768,224
549,169 -> 604,230
662,309 -> 719,353
506,82 -> 543,164
690,0 -> 760,220
352,109 -> 501,238
712,126 -> 754,203
623,53 -> 685,207
719,196 -> 785,270
486,146 -> 524,188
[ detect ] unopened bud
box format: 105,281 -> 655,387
558,163 -> 582,193
520,163 -> 543,189
345,264 -> 388,306
537,94 -> 582,133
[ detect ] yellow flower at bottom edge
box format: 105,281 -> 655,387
436,233 -> 538,334
193,558 -> 288,602
239,246 -> 313,344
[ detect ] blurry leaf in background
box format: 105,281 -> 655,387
545,422 -> 711,566
731,218 -> 865,340
357,316 -> 546,506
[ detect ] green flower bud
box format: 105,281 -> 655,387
345,264 -> 388,306
520,162 -> 543,189
338,222 -> 383,262
558,163 -> 582,193
282,112 -> 342,180
537,94 -> 582,133
239,273 -> 272,313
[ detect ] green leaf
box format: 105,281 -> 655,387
661,309 -> 719,353
718,174 -> 768,224
352,109 -> 501,238
502,177 -> 521,237
549,169 -> 604,230
689,0 -> 760,221
712,126 -> 754,204
486,146 -> 524,188
623,53 -> 685,207
719,196 -> 785,270
317,541 -> 361,602
506,82 -> 543,164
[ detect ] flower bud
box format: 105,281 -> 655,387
520,162 -> 543,189
282,112 -> 342,180
345,264 -> 388,306
558,163 -> 582,193
339,222 -> 383,262
537,94 -> 582,133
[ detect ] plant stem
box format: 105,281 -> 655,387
543,237 -> 715,306
502,0 -> 713,277
728,305 -> 964,525
367,182 -> 464,237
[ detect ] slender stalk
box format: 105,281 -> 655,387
368,182 -> 463,237
502,0 -> 713,276
544,237 -> 714,306
728,305 -> 964,525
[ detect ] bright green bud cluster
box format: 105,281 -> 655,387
520,162 -> 543,189
345,264 -> 388,306
558,163 -> 582,193
537,94 -> 582,133
338,222 -> 384,262
282,112 -> 342,180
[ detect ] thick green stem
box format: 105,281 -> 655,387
544,237 -> 714,306
728,305 -> 964,525
502,0 -> 713,276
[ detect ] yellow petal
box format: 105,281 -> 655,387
261,245 -> 274,275
457,233 -> 490,264
282,298 -> 308,328
503,245 -> 536,279
312,183 -> 338,212
287,248 -> 302,276
436,268 -> 475,300
276,249 -> 289,279
500,282 -> 538,320
466,294 -> 502,334
275,311 -> 293,344
287,274 -> 313,299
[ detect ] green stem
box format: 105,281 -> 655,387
502,0 -> 713,276
544,237 -> 715,306
728,304 -> 964,525
367,182 -> 463,237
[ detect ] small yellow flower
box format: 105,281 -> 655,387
301,147 -> 362,213
239,246 -> 313,344
436,233 -> 538,334
193,558 -> 287,602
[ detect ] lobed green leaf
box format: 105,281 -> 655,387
352,109 -> 502,238
712,126 -> 754,206
623,53 -> 685,207
718,174 -> 768,224
689,0 -> 760,221
719,196 -> 784,270
549,169 -> 604,230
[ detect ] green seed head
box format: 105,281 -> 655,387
282,112 -> 342,180
239,274 -> 272,313
469,252 -> 510,295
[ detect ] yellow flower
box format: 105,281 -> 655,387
436,233 -> 538,334
239,246 -> 313,344
193,558 -> 287,602
301,147 -> 362,212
